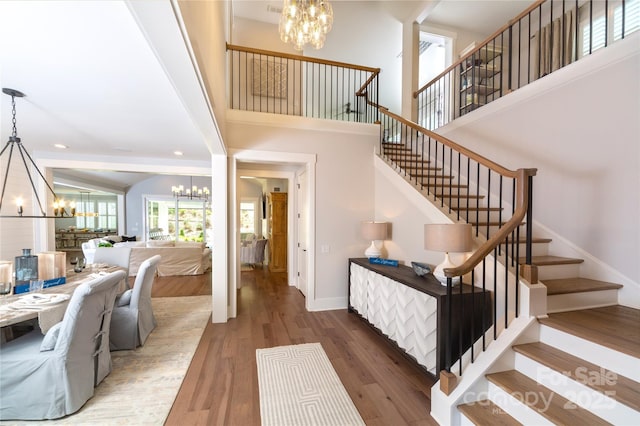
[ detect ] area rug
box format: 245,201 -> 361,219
256,343 -> 365,426
2,296 -> 211,426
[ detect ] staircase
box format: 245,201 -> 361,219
459,306 -> 640,425
380,142 -> 640,425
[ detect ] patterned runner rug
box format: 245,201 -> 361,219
3,296 -> 211,426
256,343 -> 365,426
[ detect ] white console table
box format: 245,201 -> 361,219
349,258 -> 491,377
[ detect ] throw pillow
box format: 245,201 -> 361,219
40,322 -> 63,352
121,235 -> 137,242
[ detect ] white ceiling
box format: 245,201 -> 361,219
1,0 -> 527,194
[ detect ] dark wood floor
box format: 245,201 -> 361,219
158,267 -> 438,426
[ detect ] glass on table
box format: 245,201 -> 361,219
69,256 -> 78,266
29,279 -> 44,293
0,261 -> 12,300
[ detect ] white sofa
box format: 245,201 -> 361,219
82,238 -> 211,277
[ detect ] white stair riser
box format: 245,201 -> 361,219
514,352 -> 638,424
537,263 -> 581,280
539,325 -> 640,382
487,381 -> 554,425
547,289 -> 619,313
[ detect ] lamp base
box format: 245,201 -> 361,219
433,252 -> 461,286
364,241 -> 381,258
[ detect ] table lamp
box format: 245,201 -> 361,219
424,223 -> 473,285
362,221 -> 389,258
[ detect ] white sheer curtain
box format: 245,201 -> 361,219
532,9 -> 576,80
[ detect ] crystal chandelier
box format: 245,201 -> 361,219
279,0 -> 333,51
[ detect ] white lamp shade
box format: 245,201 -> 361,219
361,221 -> 389,241
424,223 -> 473,285
362,221 -> 389,258
424,223 -> 473,253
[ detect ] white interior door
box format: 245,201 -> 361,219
296,169 -> 308,297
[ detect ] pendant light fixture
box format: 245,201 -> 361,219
0,88 -> 73,218
171,176 -> 209,201
74,191 -> 99,217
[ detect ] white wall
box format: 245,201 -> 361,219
232,3 -> 404,115
227,112 -> 377,305
435,35 -> 640,288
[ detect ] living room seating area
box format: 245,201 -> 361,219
82,238 -> 211,277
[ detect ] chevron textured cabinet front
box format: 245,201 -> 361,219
348,258 -> 492,377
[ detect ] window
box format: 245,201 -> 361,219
146,197 -> 211,243
75,196 -> 116,230
580,0 -> 639,56
240,201 -> 257,235
97,201 -> 117,230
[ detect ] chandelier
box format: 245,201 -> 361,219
279,0 -> 334,51
0,88 -> 73,218
74,191 -> 98,217
171,177 -> 209,201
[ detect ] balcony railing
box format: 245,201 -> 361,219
415,0 -> 639,130
227,44 -> 380,123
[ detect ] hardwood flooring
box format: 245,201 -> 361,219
160,267 -> 437,425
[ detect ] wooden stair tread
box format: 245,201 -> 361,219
452,206 -> 502,212
538,305 -> 640,359
414,174 -> 454,179
486,370 -> 610,425
419,183 -> 466,188
544,277 -> 623,295
457,399 -> 522,426
518,255 -> 584,266
433,193 -> 484,199
513,342 -> 640,411
499,237 -> 552,244
472,221 -> 524,227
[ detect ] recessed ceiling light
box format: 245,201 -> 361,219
174,151 -> 183,156
53,144 -> 68,149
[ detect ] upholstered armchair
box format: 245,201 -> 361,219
109,255 -> 160,350
240,236 -> 268,266
0,270 -> 125,420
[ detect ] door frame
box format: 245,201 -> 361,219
230,149 -> 316,312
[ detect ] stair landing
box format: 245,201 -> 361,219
538,305 -> 640,358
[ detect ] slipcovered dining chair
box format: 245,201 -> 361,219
0,270 -> 125,420
110,255 -> 160,350
93,246 -> 131,288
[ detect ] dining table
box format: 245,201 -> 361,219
0,264 -> 127,335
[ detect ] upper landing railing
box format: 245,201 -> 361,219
414,0 -> 639,130
227,44 -> 380,123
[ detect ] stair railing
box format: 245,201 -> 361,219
415,0 -> 639,130
227,44 -> 380,123
377,108 -> 537,385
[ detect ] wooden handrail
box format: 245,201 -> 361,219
380,108 -> 519,177
226,43 -> 380,73
444,167 -> 537,278
414,0 -> 546,98
355,71 -> 379,97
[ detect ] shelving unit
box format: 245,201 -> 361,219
459,45 -> 502,116
55,231 -> 112,251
